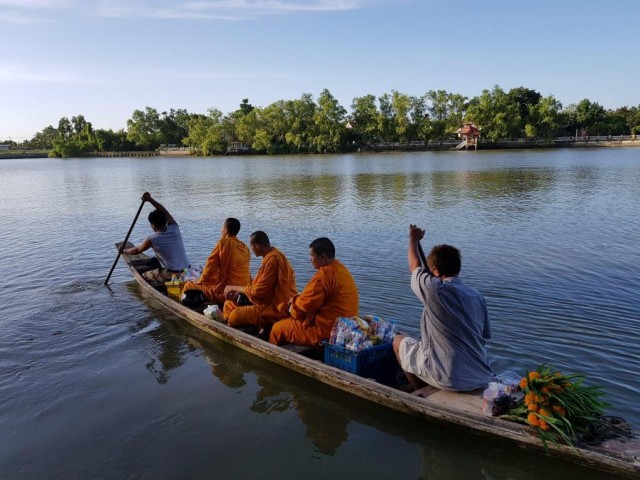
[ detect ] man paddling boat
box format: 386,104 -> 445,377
393,224 -> 494,392
121,192 -> 190,285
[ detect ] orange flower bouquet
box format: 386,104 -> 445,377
503,364 -> 608,449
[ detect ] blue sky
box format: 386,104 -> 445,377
1,0 -> 639,140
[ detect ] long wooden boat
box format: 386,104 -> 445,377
118,246 -> 640,478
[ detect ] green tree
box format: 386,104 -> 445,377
466,86 -> 519,140
377,93 -> 395,142
94,129 -> 134,152
530,95 -> 562,139
235,108 -> 261,147
507,87 -> 542,134
158,108 -> 191,146
351,94 -> 379,142
183,109 -> 227,155
28,125 -> 58,149
616,106 -> 640,134
48,114 -> 97,157
252,129 -> 272,153
312,89 -> 347,152
238,98 -> 254,116
574,99 -> 606,135
127,107 -> 162,150
57,117 -> 73,141
285,93 -> 316,152
391,90 -> 413,142
599,109 -> 628,135
425,90 -> 468,140
258,100 -> 289,153
410,95 -> 431,141
71,114 -> 89,135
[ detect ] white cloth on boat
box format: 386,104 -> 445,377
398,336 -> 441,388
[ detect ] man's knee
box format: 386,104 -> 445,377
228,306 -> 259,328
269,321 -> 283,344
223,300 -> 237,321
227,308 -> 246,328
393,334 -> 406,357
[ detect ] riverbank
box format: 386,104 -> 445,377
362,136 -> 640,152
0,150 -> 49,159
2,136 -> 639,159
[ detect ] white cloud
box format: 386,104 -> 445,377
0,0 -> 71,7
0,63 -> 82,84
0,12 -> 54,23
0,62 -> 304,86
0,0 -> 72,23
187,0 -> 361,12
0,0 -> 366,22
95,0 -> 363,20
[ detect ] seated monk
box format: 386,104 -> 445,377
182,218 -> 250,305
223,231 -> 298,329
269,237 -> 359,347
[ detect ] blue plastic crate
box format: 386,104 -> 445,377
322,341 -> 397,383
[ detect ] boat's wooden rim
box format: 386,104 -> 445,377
119,248 -> 640,478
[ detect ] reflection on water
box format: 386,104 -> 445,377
1,150 -> 639,479
128,282 -> 619,479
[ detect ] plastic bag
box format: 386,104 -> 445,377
482,382 -> 513,416
330,315 -> 396,350
184,265 -> 202,282
495,370 -> 522,393
203,304 -> 222,321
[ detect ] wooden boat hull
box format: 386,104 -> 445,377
119,247 -> 640,477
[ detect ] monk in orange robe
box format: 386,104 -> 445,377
269,237 -> 359,347
223,231 -> 297,329
182,218 -> 250,305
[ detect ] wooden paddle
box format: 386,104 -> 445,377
417,240 -> 428,269
104,199 -> 145,285
417,239 -> 435,276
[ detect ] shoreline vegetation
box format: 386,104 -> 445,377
2,85 -> 640,158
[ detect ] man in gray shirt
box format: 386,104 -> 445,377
393,224 -> 493,392
123,192 -> 190,285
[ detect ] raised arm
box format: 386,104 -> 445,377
408,224 -> 424,273
143,192 -> 177,225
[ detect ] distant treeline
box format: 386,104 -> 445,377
5,85 -> 640,157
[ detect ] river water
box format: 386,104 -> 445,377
1,149 -> 639,479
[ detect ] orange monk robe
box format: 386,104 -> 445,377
269,259 -> 358,347
223,247 -> 298,328
183,236 -> 251,304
